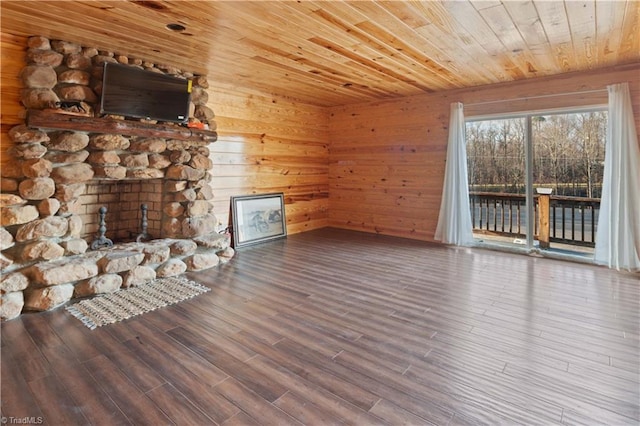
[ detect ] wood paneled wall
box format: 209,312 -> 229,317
0,32 -> 26,165
206,83 -> 329,235
2,28 -> 636,243
328,63 -> 640,242
0,32 -> 329,236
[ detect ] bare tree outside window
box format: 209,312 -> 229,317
467,111 -> 607,198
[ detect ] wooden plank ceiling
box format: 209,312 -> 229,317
1,0 -> 638,107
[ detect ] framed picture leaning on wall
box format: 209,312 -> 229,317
230,192 -> 287,248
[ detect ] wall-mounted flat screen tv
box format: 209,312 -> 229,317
100,63 -> 191,124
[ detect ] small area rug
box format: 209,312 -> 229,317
66,276 -> 210,330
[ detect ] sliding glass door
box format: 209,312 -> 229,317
466,109 -> 606,254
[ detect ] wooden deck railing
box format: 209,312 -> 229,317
547,195 -> 600,247
470,192 -> 529,238
469,192 -> 600,248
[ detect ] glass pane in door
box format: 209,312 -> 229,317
466,118 -> 528,247
531,111 -> 606,254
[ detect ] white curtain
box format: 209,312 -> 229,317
594,82 -> 640,271
435,102 -> 474,246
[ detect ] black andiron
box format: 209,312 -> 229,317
136,204 -> 151,243
90,206 -> 113,250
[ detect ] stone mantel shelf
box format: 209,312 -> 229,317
26,109 -> 218,143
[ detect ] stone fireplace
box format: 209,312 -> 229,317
81,180 -> 165,243
0,36 -> 233,320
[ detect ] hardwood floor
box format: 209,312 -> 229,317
2,228 -> 639,425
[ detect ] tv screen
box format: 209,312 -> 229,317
100,63 -> 191,124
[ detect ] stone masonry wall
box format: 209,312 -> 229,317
0,36 -> 231,321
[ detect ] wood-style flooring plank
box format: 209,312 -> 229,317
37,344 -> 132,426
213,378 -> 302,426
0,317 -> 53,382
26,375 -> 91,425
221,411 -> 261,426
273,391 -> 346,425
403,351 -> 565,424
126,318 -> 229,385
230,330 -> 382,412
82,355 -> 173,425
369,398 -> 438,426
1,228 -> 638,426
166,325 -> 289,403
0,351 -> 46,422
501,363 -> 639,422
121,328 -> 240,424
144,383 -> 216,425
274,338 -> 455,424
246,354 -> 388,426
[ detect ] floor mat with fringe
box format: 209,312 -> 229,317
65,276 -> 210,330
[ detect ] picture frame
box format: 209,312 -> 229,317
230,192 -> 287,248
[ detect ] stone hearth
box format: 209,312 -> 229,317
0,36 -> 232,320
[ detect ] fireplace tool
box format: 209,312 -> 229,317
90,206 -> 113,250
136,204 -> 151,243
